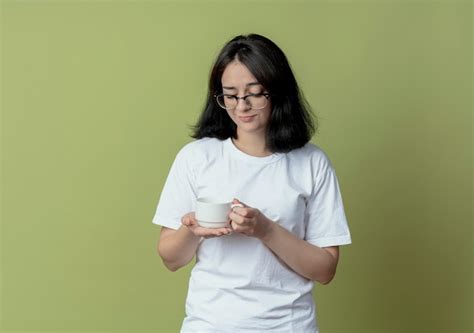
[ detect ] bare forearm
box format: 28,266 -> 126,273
261,220 -> 338,283
158,226 -> 201,271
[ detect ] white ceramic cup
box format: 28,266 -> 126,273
195,197 -> 244,228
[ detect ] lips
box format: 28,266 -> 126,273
238,115 -> 257,122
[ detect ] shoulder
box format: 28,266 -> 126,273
286,143 -> 341,191
287,142 -> 335,171
174,137 -> 224,166
178,137 -> 223,156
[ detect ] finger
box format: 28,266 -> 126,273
232,198 -> 248,208
209,227 -> 232,235
195,226 -> 230,237
181,218 -> 195,227
231,222 -> 246,234
181,212 -> 196,225
229,211 -> 245,224
232,207 -> 256,219
232,207 -> 253,217
194,228 -> 214,237
231,200 -> 248,213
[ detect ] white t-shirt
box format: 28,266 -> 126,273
152,137 -> 352,333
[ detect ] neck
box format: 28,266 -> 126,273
233,131 -> 272,157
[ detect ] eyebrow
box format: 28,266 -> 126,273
222,82 -> 261,90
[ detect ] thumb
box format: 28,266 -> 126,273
232,198 -> 247,207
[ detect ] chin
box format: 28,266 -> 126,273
238,125 -> 265,134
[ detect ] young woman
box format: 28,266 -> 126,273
153,33 -> 352,333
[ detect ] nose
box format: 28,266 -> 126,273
234,97 -> 251,112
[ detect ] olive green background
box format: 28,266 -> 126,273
1,0 -> 472,332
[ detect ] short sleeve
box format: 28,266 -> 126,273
304,160 -> 352,248
151,145 -> 197,230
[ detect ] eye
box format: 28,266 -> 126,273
248,91 -> 266,96
223,94 -> 237,100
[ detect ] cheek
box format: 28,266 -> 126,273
226,110 -> 237,122
261,107 -> 272,122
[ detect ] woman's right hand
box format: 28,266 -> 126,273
181,212 -> 233,238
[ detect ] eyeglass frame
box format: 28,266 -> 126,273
214,92 -> 272,110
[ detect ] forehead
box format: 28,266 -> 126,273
221,60 -> 259,86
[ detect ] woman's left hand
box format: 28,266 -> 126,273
229,199 -> 272,239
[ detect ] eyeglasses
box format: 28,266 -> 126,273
214,93 -> 271,110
